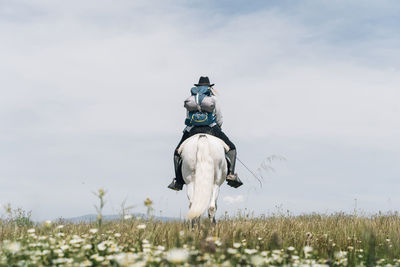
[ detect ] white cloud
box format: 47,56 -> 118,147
1,0 -> 399,142
1,0 -> 400,219
223,195 -> 245,205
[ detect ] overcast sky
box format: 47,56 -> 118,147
1,0 -> 399,220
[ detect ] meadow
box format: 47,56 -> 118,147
1,199 -> 400,266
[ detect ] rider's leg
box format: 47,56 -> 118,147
225,149 -> 243,188
211,125 -> 243,188
168,131 -> 191,191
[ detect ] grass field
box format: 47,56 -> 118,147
1,208 -> 400,266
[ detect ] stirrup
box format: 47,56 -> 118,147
226,174 -> 243,188
168,179 -> 183,191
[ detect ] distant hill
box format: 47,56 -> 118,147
61,214 -> 178,223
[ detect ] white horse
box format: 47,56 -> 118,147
177,133 -> 229,222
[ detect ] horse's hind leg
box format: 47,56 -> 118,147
208,185 -> 220,224
208,207 -> 216,224
186,182 -> 194,209
191,217 -> 200,228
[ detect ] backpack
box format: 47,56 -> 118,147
184,86 -> 216,126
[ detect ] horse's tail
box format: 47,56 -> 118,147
187,135 -> 214,220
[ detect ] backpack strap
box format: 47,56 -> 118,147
195,89 -> 202,112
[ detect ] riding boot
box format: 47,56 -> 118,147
225,149 -> 243,188
168,154 -> 184,191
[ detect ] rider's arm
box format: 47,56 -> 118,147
213,96 -> 223,127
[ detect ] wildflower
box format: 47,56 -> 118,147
251,255 -> 264,266
44,220 -> 52,226
27,228 -> 35,233
124,214 -> 132,220
56,225 -> 64,229
114,233 -> 121,237
377,258 -> 386,264
144,198 -> 153,207
303,246 -> 313,253
70,236 -> 84,246
3,241 -> 21,253
83,244 -> 93,250
115,253 -> 140,265
60,245 -> 70,251
244,248 -> 258,255
90,254 -> 105,262
233,242 -> 241,248
81,260 -> 93,266
137,224 -> 146,230
54,249 -> 63,255
189,249 -> 199,256
98,188 -> 105,197
227,248 -> 237,254
97,242 -> 107,251
334,251 -> 348,259
89,228 -> 98,234
272,249 -> 281,254
166,248 -> 189,264
287,246 -> 295,251
143,243 -> 151,249
303,246 -> 313,258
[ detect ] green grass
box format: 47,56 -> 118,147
1,213 -> 400,266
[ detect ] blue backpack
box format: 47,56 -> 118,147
184,86 -> 216,126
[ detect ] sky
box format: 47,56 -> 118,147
1,0 -> 399,220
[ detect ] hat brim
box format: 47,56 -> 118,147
194,83 -> 215,87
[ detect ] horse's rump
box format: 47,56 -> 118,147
177,134 -> 229,155
179,134 -> 228,220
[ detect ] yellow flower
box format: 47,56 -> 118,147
144,198 -> 153,207
98,189 -> 105,197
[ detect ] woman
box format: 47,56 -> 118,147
168,76 -> 243,191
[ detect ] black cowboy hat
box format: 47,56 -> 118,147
194,76 -> 215,87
